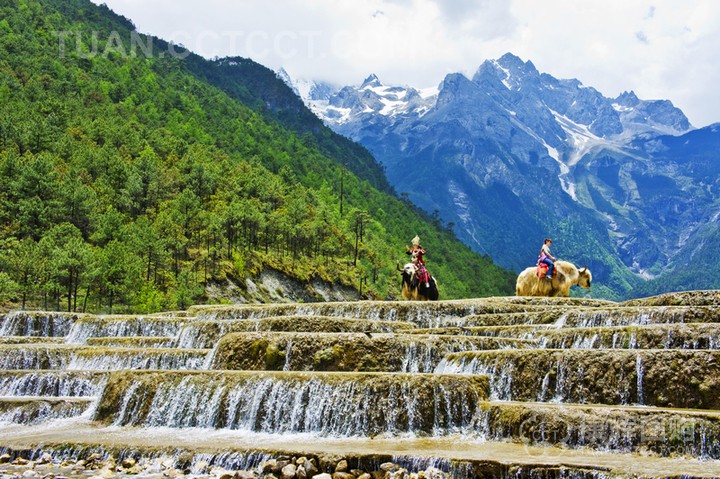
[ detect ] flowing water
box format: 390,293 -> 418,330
3,294 -> 720,479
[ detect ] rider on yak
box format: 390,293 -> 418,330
406,235 -> 431,287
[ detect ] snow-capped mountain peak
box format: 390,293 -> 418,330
360,73 -> 383,90
279,69 -> 438,124
275,68 -> 338,103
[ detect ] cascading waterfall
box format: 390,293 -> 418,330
176,322 -> 228,349
636,354 -> 645,405
434,356 -> 513,401
98,372 -> 487,436
0,371 -> 105,397
538,364 -> 553,402
189,452 -> 274,475
571,333 -> 599,349
552,357 -> 568,403
143,376 -> 227,429
0,311 -> 79,337
0,347 -> 63,370
402,340 -> 478,373
402,342 -> 428,373
434,349 -> 702,406
528,322 -> 720,351
0,347 -> 211,371
66,349 -> 211,371
111,380 -> 150,428
282,340 -> 293,372
0,398 -> 92,425
66,317 -> 185,344
4,295 -> 720,477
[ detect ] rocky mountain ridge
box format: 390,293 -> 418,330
281,54 -> 720,299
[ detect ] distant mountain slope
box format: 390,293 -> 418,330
182,57 -> 394,194
628,124 -> 720,296
284,54 -> 720,299
0,0 -> 515,312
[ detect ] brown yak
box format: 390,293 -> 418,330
516,260 -> 592,297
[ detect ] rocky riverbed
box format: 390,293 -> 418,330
0,453 -> 449,479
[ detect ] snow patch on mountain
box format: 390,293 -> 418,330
419,86 -> 439,99
551,109 -> 607,167
322,106 -> 353,124
448,180 -> 471,224
492,60 -> 514,90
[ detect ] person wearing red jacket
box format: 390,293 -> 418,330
406,235 -> 430,287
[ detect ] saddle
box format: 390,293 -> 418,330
536,263 -> 549,278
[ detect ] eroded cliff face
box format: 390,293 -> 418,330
205,268 -> 360,305
2,291 -> 720,478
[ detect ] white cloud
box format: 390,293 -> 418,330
93,0 -> 720,126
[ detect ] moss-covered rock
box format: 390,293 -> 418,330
211,332 -> 525,372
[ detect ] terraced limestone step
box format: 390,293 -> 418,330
176,316 -> 417,349
477,401 -> 720,458
0,345 -> 211,370
0,337 -> 65,345
189,297 -> 613,328
622,290 -> 720,307
211,332 -> 530,372
66,316 -> 188,344
432,312 -> 573,328
437,349 -> 720,408
85,336 -> 178,348
0,311 -> 85,337
0,397 -> 94,424
553,306 -> 720,328
0,370 -> 108,397
431,306 -> 720,330
408,322 -> 720,348
537,323 -> 720,349
93,370 -> 489,436
402,324 -> 553,339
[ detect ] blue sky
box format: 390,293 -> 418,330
92,0 -> 720,127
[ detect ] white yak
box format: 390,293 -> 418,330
516,260 -> 592,297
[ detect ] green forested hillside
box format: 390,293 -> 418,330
0,0 -> 515,313
183,55 -> 395,195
